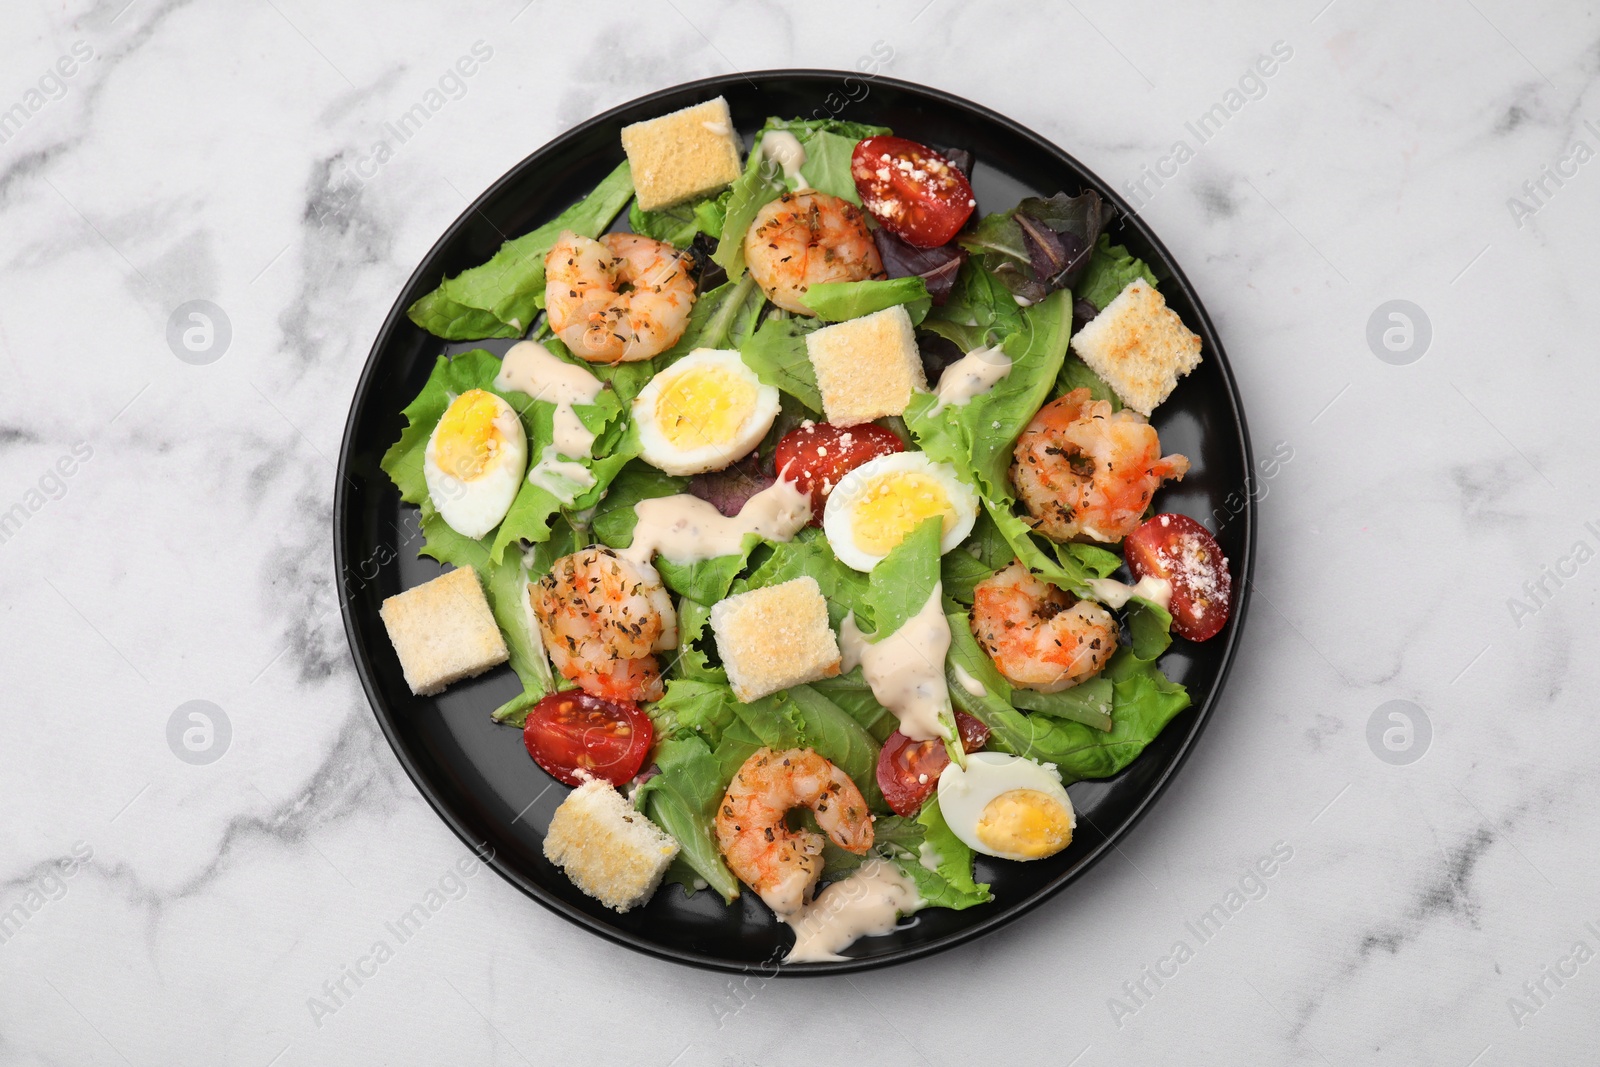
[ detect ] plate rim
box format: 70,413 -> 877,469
334,67 -> 1255,976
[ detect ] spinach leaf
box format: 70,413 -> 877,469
921,259 -> 1026,353
406,161 -> 633,340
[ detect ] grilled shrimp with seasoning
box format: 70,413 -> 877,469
715,747 -> 875,917
530,546 -> 678,702
970,561 -> 1117,692
544,231 -> 697,362
1011,387 -> 1189,544
743,192 -> 885,315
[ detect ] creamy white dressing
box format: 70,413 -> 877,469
760,130 -> 810,190
1088,575 -> 1174,611
950,662 -> 987,698
917,840 -> 943,873
528,445 -> 597,505
839,584 -> 954,742
495,340 -> 604,459
929,345 -> 1012,415
621,478 -> 811,566
783,858 -> 922,963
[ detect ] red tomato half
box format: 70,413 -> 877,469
1124,513 -> 1233,642
523,690 -> 653,787
876,712 -> 990,817
851,136 -> 976,248
774,422 -> 904,524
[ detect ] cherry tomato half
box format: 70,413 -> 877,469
523,690 -> 653,787
1124,513 -> 1233,642
774,421 -> 904,524
851,136 -> 976,248
876,712 -> 990,817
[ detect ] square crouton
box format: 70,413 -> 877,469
710,576 -> 841,703
805,305 -> 927,426
544,779 -> 679,913
620,96 -> 744,211
379,567 -> 507,696
1069,279 -> 1202,416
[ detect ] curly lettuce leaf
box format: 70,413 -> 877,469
805,277 -> 931,324
406,161 -> 633,340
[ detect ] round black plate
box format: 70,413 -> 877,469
335,70 -> 1254,974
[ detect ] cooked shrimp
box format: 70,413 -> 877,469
715,747 -> 875,917
530,546 -> 678,702
1011,387 -> 1189,543
544,231 -> 696,362
971,561 -> 1117,692
743,192 -> 885,315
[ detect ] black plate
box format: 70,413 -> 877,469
335,71 -> 1254,974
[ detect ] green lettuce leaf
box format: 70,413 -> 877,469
1077,234 -> 1159,311
635,733 -> 741,903
406,161 -> 633,340
628,191 -> 729,247
895,797 -> 991,910
804,277 -> 930,325
941,510 -> 1016,604
732,526 -> 870,629
921,259 -> 1026,353
907,288 -> 1072,502
739,314 -> 823,414
413,502 -> 568,725
857,516 -> 943,638
713,118 -> 890,279
946,612 -> 1189,781
1056,355 -> 1120,409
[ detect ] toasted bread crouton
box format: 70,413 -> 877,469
544,780 -> 679,912
710,576 -> 841,703
805,305 -> 927,426
1069,280 -> 1201,416
620,96 -> 744,211
379,567 -> 507,696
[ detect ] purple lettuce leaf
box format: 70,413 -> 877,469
873,228 -> 968,305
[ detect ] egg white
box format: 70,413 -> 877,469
937,752 -> 1074,861
633,349 -> 779,476
423,390 -> 528,540
822,452 -> 979,572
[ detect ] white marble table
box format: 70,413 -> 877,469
3,1 -> 1595,1063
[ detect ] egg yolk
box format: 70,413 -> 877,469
975,789 -> 1073,859
435,389 -> 505,481
851,472 -> 955,556
654,366 -> 757,449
